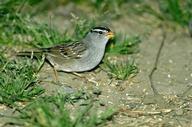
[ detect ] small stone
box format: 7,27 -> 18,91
168,59 -> 173,63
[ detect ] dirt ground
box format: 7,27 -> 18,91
1,2 -> 192,127
38,7 -> 192,126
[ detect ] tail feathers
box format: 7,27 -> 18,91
17,51 -> 43,58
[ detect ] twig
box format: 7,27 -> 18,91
149,27 -> 167,95
119,108 -> 172,118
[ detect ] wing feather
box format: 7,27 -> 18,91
43,42 -> 87,60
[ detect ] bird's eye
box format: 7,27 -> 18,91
98,31 -> 103,34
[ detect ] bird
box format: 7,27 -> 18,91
18,26 -> 114,72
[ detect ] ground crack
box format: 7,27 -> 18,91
149,26 -> 167,95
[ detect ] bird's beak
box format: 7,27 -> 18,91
107,32 -> 114,39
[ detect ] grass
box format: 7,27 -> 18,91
0,11 -> 72,47
103,59 -> 138,80
71,14 -> 96,40
22,15 -> 97,48
131,0 -> 192,27
0,0 -> 141,52
0,51 -> 117,126
189,19 -> 192,36
19,95 -> 72,127
157,0 -> 192,26
0,0 -> 96,48
0,1 -> 139,126
0,54 -> 44,107
124,0 -> 192,27
88,0 -> 142,18
107,34 -> 141,54
0,0 -> 41,45
90,0 -> 124,16
15,94 -> 116,127
0,0 -> 70,47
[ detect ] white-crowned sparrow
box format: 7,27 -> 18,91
19,26 -> 114,72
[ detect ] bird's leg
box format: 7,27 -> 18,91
45,58 -> 60,83
36,54 -> 60,84
37,54 -> 46,73
53,67 -> 59,82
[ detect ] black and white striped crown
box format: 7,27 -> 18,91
91,26 -> 111,34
